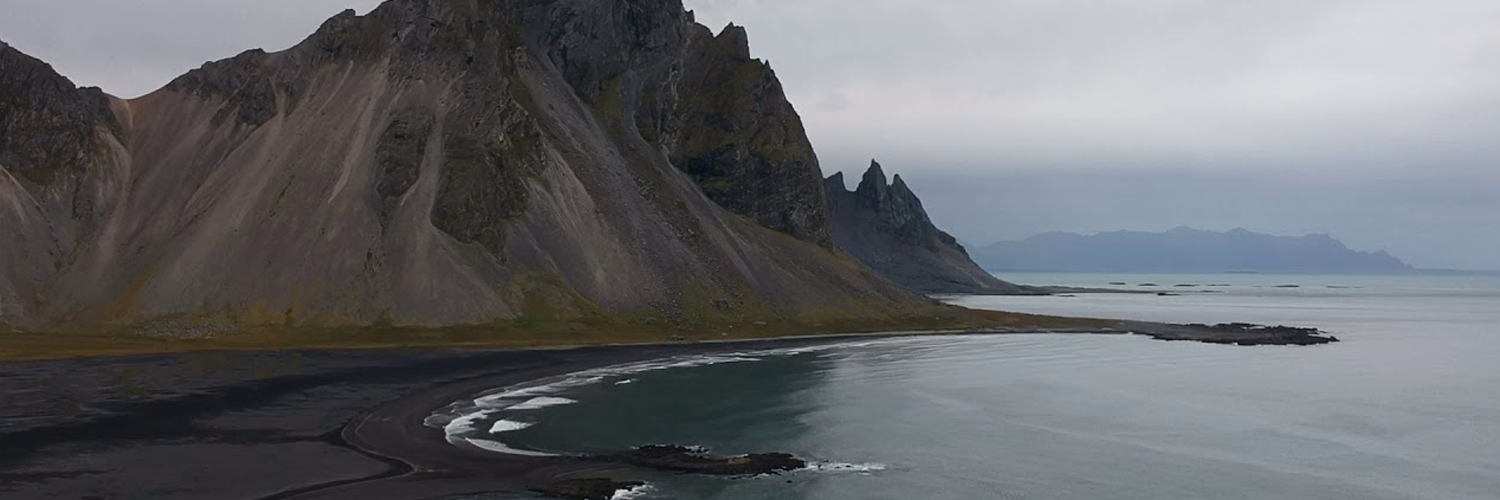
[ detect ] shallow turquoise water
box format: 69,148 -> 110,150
436,274 -> 1500,499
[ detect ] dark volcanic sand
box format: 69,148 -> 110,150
0,326 -> 1333,500
0,346 -> 662,500
0,338 -> 896,500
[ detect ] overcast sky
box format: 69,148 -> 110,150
2,0 -> 1496,269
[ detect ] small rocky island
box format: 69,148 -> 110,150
597,445 -> 807,476
1129,322 -> 1339,346
532,479 -> 648,500
533,445 -> 808,499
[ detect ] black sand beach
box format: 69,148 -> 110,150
0,343 -> 727,500
0,325 -> 1333,500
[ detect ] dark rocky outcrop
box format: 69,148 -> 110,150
374,108 -> 434,223
598,445 -> 806,476
0,40 -> 118,185
532,478 -> 646,500
824,161 -> 1029,294
653,24 -> 830,245
1130,322 -> 1339,346
0,1 -> 947,329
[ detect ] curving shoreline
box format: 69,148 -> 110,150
0,325 -> 1334,500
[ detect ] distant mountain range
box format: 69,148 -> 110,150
973,227 -> 1416,274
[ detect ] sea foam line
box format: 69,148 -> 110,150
805,461 -> 888,474
611,483 -> 653,500
432,340 -> 921,457
508,396 -> 579,410
464,437 -> 558,457
443,409 -> 497,435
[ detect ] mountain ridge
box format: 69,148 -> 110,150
0,0 -> 961,331
974,227 -> 1415,274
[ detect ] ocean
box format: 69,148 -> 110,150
430,273 -> 1500,499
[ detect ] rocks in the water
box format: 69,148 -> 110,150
550,445 -> 806,499
1109,282 -> 1128,286
532,478 -> 645,500
600,445 -> 806,476
1155,323 -> 1337,346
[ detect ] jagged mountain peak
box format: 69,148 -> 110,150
0,40 -> 119,185
825,170 -> 846,188
890,173 -> 913,194
826,160 -> 1025,294
717,23 -> 752,59
858,159 -> 887,188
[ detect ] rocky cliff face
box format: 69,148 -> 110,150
0,0 -> 934,330
648,24 -> 829,245
0,41 -> 119,186
825,161 -> 1026,294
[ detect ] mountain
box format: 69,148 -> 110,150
974,227 -> 1415,274
0,1 -> 958,331
824,161 -> 1027,294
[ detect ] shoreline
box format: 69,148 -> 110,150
0,325 -> 1335,500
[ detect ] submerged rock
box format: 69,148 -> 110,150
532,478 -> 645,500
599,445 -> 806,476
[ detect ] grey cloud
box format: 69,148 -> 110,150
690,0 -> 1500,178
689,0 -> 1500,268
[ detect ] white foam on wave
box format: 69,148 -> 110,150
805,461 -> 888,474
489,419 -> 533,434
443,409 -> 497,435
461,354 -> 767,414
464,437 -> 558,457
434,344 -> 917,457
508,396 -> 579,410
474,377 -> 607,408
610,483 -> 653,499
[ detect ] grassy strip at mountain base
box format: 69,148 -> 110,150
0,307 -> 1119,363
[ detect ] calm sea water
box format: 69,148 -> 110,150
432,273 -> 1500,499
